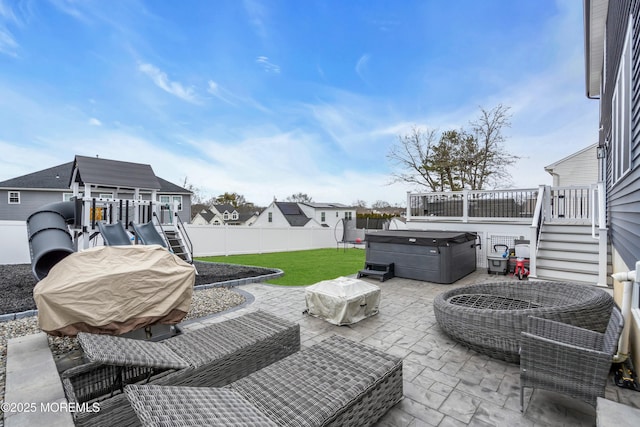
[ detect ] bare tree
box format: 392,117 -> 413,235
285,193 -> 313,203
387,126 -> 442,191
468,104 -> 518,189
387,105 -> 519,191
181,176 -> 203,204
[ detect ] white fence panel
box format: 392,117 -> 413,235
1,222 -> 345,264
0,221 -> 31,264
176,225 -> 339,257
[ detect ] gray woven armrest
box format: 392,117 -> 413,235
78,332 -> 190,369
125,385 -> 277,426
524,316 -> 604,349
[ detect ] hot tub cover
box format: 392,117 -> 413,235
34,245 -> 195,336
366,230 -> 477,246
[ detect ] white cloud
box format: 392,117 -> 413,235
138,62 -> 199,103
88,117 -> 102,126
256,56 -> 281,74
355,54 -> 370,80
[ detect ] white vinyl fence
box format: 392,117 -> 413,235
0,221 -> 347,265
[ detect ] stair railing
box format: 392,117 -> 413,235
591,182 -> 609,287
151,212 -> 173,249
528,185 -> 547,279
174,211 -> 194,263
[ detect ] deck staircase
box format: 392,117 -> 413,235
534,223 -> 610,285
162,226 -> 192,263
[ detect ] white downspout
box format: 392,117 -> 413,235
610,260 -> 637,363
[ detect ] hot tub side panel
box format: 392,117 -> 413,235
365,240 -> 476,284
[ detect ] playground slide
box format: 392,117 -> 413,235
26,201 -> 76,281
131,221 -> 167,247
97,221 -> 132,246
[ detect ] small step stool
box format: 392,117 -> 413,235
357,262 -> 394,282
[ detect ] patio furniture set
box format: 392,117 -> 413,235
58,279 -> 623,425
61,309 -> 403,426
434,281 -> 624,412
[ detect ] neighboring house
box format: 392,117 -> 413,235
0,156 -> 192,224
191,205 -> 258,226
191,208 -> 217,225
584,0 -> 640,373
252,201 -> 321,227
298,202 -> 356,228
544,143 -> 598,186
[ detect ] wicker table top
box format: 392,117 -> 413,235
448,294 -> 541,310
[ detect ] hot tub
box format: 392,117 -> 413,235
364,230 -> 477,284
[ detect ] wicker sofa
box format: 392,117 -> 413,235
61,310 -> 300,426
125,335 -> 404,427
433,281 -> 614,363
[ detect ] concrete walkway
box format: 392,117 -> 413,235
5,270 -> 640,426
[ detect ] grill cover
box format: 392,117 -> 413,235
34,245 -> 194,336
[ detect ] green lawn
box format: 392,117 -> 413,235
197,248 -> 365,286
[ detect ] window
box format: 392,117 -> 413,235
232,211 -> 238,220
99,193 -> 114,199
223,212 -> 229,220
611,18 -> 632,185
159,195 -> 182,211
172,196 -> 183,211
268,212 -> 273,223
8,191 -> 20,204
321,212 -> 326,223
344,211 -> 353,220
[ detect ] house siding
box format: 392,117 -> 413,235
603,0 -> 640,268
0,189 -> 66,221
545,144 -> 598,186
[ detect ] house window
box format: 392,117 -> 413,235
321,212 -> 326,223
223,212 -> 229,220
611,18 -> 632,185
99,193 -> 114,199
232,212 -> 238,220
159,195 -> 183,211
8,191 -> 20,204
268,212 -> 273,223
344,211 -> 353,220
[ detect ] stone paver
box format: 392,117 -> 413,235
183,270 -> 640,426
7,270 -> 640,427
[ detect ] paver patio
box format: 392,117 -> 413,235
182,271 -> 640,426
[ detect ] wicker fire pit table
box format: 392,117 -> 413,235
433,281 -> 614,363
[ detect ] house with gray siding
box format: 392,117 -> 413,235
0,157 -> 192,224
584,0 -> 640,375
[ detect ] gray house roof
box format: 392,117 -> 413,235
0,162 -> 74,190
0,159 -> 191,194
276,202 -> 311,226
71,156 -> 160,190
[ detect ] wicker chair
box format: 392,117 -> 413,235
520,306 -> 624,412
125,335 -> 404,427
61,310 -> 300,427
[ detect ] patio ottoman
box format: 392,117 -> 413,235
305,277 -> 380,325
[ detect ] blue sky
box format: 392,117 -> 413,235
0,0 -> 597,207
